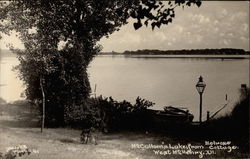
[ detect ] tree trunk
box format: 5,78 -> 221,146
40,76 -> 45,133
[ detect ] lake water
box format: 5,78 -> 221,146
1,55 -> 249,121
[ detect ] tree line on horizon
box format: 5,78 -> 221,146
1,48 -> 249,57
100,48 -> 250,55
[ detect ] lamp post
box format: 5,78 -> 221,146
196,76 -> 206,124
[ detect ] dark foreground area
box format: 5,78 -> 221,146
0,94 -> 249,159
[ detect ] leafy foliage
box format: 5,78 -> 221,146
74,96 -> 155,132
130,0 -> 202,30
0,0 -> 201,126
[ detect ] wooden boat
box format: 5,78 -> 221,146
145,106 -> 194,125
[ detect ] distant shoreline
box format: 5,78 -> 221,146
1,53 -> 249,60
97,54 -> 250,59
100,48 -> 250,56
1,48 -> 250,58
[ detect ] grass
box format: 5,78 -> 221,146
0,99 -> 249,159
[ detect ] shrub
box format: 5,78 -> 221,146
70,96 -> 154,132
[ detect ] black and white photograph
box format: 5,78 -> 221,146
0,0 -> 249,158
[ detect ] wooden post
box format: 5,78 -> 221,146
207,111 -> 210,121
40,77 -> 45,133
241,84 -> 247,97
94,84 -> 97,98
199,93 -> 202,124
186,110 -> 189,122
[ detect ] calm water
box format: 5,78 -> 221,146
1,55 -> 249,121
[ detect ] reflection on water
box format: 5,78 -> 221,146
1,55 -> 249,121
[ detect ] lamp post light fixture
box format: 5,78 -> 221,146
196,76 -> 206,124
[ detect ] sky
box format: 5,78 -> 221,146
99,1 -> 250,52
0,1 -> 249,52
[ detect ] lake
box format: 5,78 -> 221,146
1,54 -> 249,121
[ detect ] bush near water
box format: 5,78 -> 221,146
53,96 -> 155,132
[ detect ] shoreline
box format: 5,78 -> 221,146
97,54 -> 250,59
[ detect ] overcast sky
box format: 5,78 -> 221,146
0,1 -> 249,52
99,1 -> 250,52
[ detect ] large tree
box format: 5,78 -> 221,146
0,0 -> 201,127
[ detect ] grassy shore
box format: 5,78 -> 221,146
0,100 -> 248,159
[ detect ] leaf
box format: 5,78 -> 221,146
156,22 -> 161,28
162,21 -> 168,25
168,18 -> 172,23
196,1 -> 202,7
133,21 -> 142,30
151,22 -> 156,30
170,13 -> 175,18
130,11 -> 137,19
